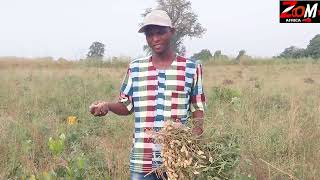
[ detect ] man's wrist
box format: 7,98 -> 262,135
104,102 -> 110,112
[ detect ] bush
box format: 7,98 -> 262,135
210,86 -> 241,103
199,132 -> 240,179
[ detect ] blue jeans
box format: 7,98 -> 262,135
130,171 -> 166,180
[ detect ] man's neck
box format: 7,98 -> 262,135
151,49 -> 176,69
152,49 -> 175,62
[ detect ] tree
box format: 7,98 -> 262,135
235,50 -> 252,64
191,49 -> 212,61
306,34 -> 320,59
213,50 -> 229,60
279,46 -> 306,58
143,0 -> 206,54
235,50 -> 246,62
213,50 -> 222,59
278,34 -> 320,59
87,41 -> 105,60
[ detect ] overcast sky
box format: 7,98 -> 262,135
0,0 -> 319,59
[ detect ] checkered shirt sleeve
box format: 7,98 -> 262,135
190,63 -> 206,112
119,67 -> 134,112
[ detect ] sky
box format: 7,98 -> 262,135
0,0 -> 319,60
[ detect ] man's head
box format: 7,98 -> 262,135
139,10 -> 175,55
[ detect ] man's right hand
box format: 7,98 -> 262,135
89,101 -> 109,116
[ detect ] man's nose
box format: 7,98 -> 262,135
151,34 -> 161,42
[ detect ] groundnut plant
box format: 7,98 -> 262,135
148,120 -> 240,180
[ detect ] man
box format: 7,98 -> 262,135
90,9 -> 205,180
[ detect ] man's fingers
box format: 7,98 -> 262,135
89,104 -> 99,111
90,105 -> 99,115
90,106 -> 95,114
90,104 -> 101,116
90,101 -> 108,116
90,101 -> 104,109
90,101 -> 104,114
93,107 -> 102,116
192,127 -> 204,137
96,100 -> 105,105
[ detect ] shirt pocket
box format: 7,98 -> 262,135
164,90 -> 189,121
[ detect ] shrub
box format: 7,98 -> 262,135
210,86 -> 241,103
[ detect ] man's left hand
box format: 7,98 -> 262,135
192,126 -> 204,136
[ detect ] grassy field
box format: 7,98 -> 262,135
0,58 -> 319,179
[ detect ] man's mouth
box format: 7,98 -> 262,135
154,44 -> 162,49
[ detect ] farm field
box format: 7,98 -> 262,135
0,59 -> 320,179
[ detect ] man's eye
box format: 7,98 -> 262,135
145,29 -> 168,37
145,32 -> 152,37
159,29 -> 169,35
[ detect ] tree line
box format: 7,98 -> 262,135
278,34 -> 320,59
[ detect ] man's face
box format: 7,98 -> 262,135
144,25 -> 174,54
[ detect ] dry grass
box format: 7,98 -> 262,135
0,58 -> 320,179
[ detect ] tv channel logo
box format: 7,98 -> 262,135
280,1 -> 320,23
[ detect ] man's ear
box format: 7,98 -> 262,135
170,28 -> 176,35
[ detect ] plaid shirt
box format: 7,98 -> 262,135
119,55 -> 205,173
